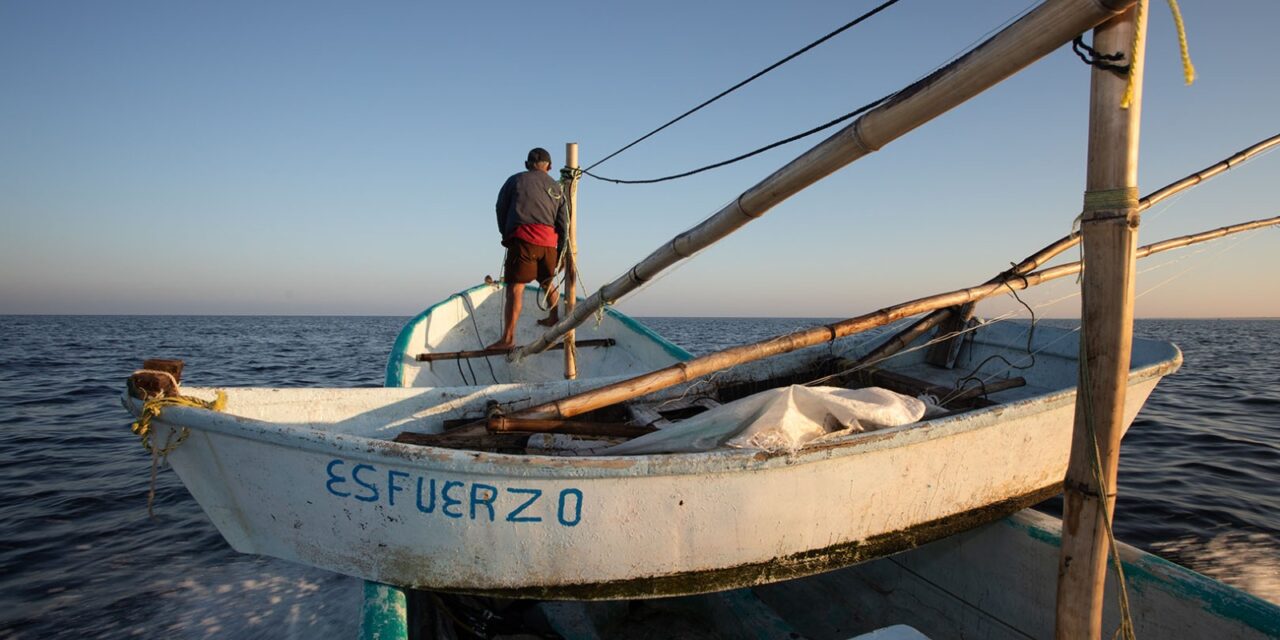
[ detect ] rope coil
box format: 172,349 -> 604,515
129,386 -> 227,517
129,390 -> 227,453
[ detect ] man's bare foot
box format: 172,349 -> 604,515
536,313 -> 559,327
484,340 -> 515,351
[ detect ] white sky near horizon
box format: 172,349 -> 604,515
1,1 -> 1277,318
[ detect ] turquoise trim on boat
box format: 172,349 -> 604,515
374,286 -> 495,639
1004,516 -> 1280,637
385,284 -> 693,389
384,283 -> 495,389
602,306 -> 694,362
361,581 -> 407,640
1124,545 -> 1280,637
371,284 -> 691,639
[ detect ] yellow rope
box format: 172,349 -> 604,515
1120,0 -> 1147,110
1166,0 -> 1196,85
1122,0 -> 1196,109
130,390 -> 227,454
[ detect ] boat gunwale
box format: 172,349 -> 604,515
385,283 -> 694,388
124,344 -> 1181,479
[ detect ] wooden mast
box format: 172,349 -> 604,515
511,0 -> 1136,362
564,142 -> 580,380
1055,5 -> 1147,639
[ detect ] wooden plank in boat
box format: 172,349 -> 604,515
415,339 -> 616,362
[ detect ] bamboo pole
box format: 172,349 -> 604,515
564,142 -> 580,380
1055,6 -> 1146,639
860,131 -> 1280,368
510,0 -> 1137,363
506,214 -> 1278,423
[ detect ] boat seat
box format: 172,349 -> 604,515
626,396 -> 721,428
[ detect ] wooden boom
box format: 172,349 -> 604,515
511,0 -> 1138,362
509,215 -> 1280,422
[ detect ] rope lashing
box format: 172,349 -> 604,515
129,389 -> 227,454
1072,0 -> 1195,109
1072,36 -> 1129,74
1083,187 -> 1141,215
1074,187 -> 1140,282
129,385 -> 226,518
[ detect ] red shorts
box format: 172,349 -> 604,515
503,239 -> 557,285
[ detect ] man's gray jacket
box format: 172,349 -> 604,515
495,170 -> 568,240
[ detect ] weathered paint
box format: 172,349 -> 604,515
130,309 -> 1189,637
442,484 -> 1064,600
127,366 -> 1171,596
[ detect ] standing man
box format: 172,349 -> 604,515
486,147 -> 568,351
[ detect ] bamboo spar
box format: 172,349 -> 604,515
508,214 -> 1279,422
510,0 -> 1137,363
1056,6 -> 1146,639
564,143 -> 579,380
856,131 -> 1280,368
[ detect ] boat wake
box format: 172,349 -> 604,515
131,561 -> 359,639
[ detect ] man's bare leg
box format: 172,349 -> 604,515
537,284 -> 560,326
485,282 -> 523,350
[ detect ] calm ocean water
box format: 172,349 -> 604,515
0,316 -> 1276,638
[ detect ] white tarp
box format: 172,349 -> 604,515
603,385 -> 926,455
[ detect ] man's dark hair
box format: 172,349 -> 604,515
525,147 -> 552,170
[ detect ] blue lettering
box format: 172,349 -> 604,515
557,488 -> 583,527
351,464 -> 380,503
441,480 -> 464,519
325,459 -> 351,498
505,488 -> 543,523
387,470 -> 410,506
415,477 -> 437,513
470,483 -> 497,521
323,462 -> 585,529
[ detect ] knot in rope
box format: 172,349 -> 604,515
1074,0 -> 1195,110
130,389 -> 227,454
1072,36 -> 1129,74
559,166 -> 583,183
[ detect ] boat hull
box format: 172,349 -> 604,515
141,372 -> 1167,598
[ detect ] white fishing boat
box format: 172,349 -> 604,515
119,0 -> 1280,636
122,290 -> 1179,596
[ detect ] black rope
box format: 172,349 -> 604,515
583,93 -> 892,184
461,293 -> 499,384
455,356 -> 471,386
1071,35 -> 1129,74
949,278 -> 1037,402
584,0 -> 906,173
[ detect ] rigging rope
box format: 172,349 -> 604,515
583,95 -> 892,184
584,0 -> 905,173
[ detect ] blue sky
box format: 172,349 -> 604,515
1,1 -> 1276,317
